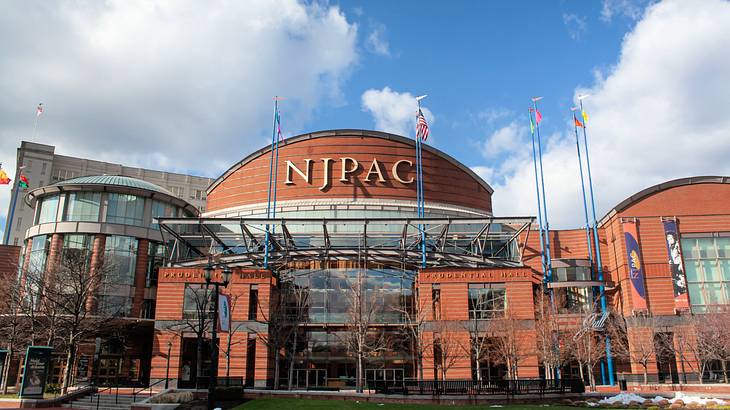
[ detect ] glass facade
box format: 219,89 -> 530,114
28,235 -> 50,274
183,284 -> 214,319
288,268 -> 413,324
61,234 -> 93,270
468,283 -> 506,319
37,195 -> 59,224
146,242 -> 165,287
106,193 -> 145,226
151,200 -> 177,228
681,236 -> 730,312
100,235 -> 138,316
64,192 -> 101,222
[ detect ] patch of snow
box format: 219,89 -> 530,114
597,391 -> 727,406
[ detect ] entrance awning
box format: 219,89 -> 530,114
157,216 -> 534,271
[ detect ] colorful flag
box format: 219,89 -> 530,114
36,103 -> 43,117
574,115 -> 584,128
416,109 -> 430,141
581,110 -> 588,124
534,109 -> 543,124
529,115 -> 535,134
0,167 -> 10,185
19,174 -> 29,189
276,110 -> 284,142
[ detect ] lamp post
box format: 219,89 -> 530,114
165,340 -> 172,390
203,259 -> 231,410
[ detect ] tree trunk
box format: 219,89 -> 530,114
288,330 -> 298,390
587,362 -> 596,391
722,360 -> 728,384
226,332 -> 232,380
357,352 -> 363,393
1,346 -> 13,394
475,354 -> 481,381
273,349 -> 280,389
418,351 -> 424,380
196,334 -> 203,389
62,341 -> 76,394
643,366 -> 648,385
578,362 -> 585,386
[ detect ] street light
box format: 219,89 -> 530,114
203,258 -> 231,410
165,340 -> 172,390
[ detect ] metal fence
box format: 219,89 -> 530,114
366,378 -> 585,395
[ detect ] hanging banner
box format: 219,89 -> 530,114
623,220 -> 648,311
19,346 -> 52,399
219,293 -> 231,332
663,219 -> 690,309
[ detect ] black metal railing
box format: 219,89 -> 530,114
132,378 -> 171,403
366,378 -> 585,395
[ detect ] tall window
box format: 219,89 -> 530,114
146,242 -> 165,287
151,200 -> 176,228
468,283 -> 506,319
28,235 -> 50,274
64,192 -> 101,222
554,287 -> 593,313
100,236 -> 138,317
248,285 -> 259,320
106,193 -> 145,226
37,195 -> 59,223
681,236 -> 730,312
183,284 -> 214,319
61,234 -> 92,270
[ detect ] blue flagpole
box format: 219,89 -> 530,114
264,98 -> 279,268
532,99 -> 553,283
579,98 -> 614,386
572,115 -> 594,271
416,103 -> 426,268
3,181 -> 20,245
528,110 -> 547,282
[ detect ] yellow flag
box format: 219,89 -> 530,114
582,110 -> 589,124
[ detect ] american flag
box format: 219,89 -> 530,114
416,109 -> 430,141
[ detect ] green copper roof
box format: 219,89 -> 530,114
54,175 -> 173,196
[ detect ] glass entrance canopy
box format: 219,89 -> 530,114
157,216 -> 534,270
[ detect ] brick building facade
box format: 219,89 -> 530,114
5,130 -> 730,390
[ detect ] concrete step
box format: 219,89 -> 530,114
62,404 -> 132,410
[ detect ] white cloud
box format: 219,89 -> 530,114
478,108 -> 512,126
366,23 -> 390,56
601,0 -> 652,22
361,87 -> 434,137
563,13 -> 587,40
480,121 -> 528,159
0,0 -> 359,220
482,0 -> 730,228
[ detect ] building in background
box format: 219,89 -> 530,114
13,175 -> 197,385
2,141 -> 213,246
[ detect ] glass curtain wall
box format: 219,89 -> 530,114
64,192 -> 101,222
106,193 -> 145,226
681,236 -> 730,312
100,235 -> 138,316
37,195 -> 59,223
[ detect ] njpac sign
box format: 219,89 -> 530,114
285,158 -> 415,191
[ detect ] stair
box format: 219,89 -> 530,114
62,393 -> 137,409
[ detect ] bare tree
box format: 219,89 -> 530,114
568,322 -> 605,390
245,280 -> 309,389
431,319 -> 466,380
394,288 -> 431,380
533,287 -> 569,381
0,277 -> 28,394
165,283 -> 213,389
341,269 -> 387,392
22,250 -> 122,393
606,312 -> 668,385
490,307 -> 529,379
222,290 -> 247,382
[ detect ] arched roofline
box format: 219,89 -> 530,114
207,129 -> 494,195
600,175 -> 730,224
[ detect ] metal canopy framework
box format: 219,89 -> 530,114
158,216 -> 534,270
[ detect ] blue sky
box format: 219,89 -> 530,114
2,0 -> 730,235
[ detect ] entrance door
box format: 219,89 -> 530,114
292,369 -> 327,389
179,338 -> 211,389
